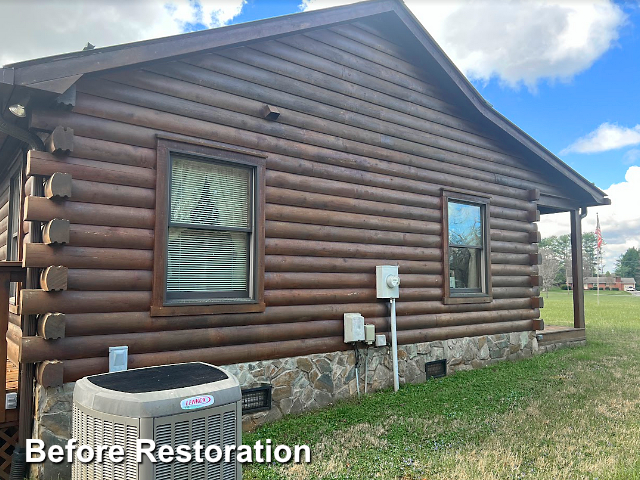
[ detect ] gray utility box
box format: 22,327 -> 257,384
72,362 -> 242,480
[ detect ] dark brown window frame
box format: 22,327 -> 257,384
152,137 -> 266,317
442,189 -> 492,305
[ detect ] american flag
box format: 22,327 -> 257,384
595,214 -> 603,251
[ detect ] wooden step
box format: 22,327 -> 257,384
536,327 -> 585,346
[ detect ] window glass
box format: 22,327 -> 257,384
448,200 -> 484,293
170,157 -> 251,229
448,202 -> 482,247
449,247 -> 482,289
166,156 -> 253,303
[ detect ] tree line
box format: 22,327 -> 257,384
539,234 -> 640,295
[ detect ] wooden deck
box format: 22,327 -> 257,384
536,325 -> 586,347
2,360 -> 18,425
5,361 -> 17,395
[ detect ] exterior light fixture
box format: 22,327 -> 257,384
8,103 -> 26,118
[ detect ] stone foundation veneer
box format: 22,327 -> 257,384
224,331 -> 538,430
32,331 -> 550,479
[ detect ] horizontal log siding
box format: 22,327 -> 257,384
22,20 -> 548,374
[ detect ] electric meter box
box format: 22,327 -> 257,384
344,313 -> 365,343
376,265 -> 400,299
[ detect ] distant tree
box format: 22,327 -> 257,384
540,248 -> 561,298
540,233 -> 598,287
539,235 -> 571,285
582,232 -> 598,277
615,247 -> 640,284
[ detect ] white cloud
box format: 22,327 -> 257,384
0,0 -> 245,66
539,166 -> 640,271
300,0 -> 626,89
561,123 -> 640,155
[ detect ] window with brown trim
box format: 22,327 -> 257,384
442,190 -> 492,305
152,138 -> 266,316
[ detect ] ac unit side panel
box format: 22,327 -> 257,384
72,402 -> 141,480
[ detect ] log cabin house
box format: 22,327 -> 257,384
0,0 -> 609,477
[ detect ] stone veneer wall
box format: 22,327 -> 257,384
31,383 -> 75,480
225,331 -> 537,430
31,330 -> 585,479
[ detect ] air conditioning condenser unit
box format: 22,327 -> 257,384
72,362 -> 242,480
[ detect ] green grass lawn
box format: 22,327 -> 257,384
243,290 -> 640,480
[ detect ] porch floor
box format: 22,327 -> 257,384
536,325 -> 586,347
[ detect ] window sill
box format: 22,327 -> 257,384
150,302 -> 266,317
443,295 -> 492,305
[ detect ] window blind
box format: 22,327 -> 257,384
170,157 -> 251,229
167,229 -> 249,296
167,156 -> 253,300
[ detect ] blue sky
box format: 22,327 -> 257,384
1,0 -> 638,269
474,4 -> 640,190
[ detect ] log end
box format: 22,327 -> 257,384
37,360 -> 64,388
45,172 -> 72,199
531,297 -> 544,309
528,188 -> 540,201
528,209 -> 541,223
529,253 -> 543,265
528,230 -> 541,244
38,312 -> 66,340
41,266 -> 68,292
43,218 -> 70,245
45,125 -> 74,155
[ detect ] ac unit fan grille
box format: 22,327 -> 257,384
153,407 -> 238,480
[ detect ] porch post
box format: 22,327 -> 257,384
570,209 -> 585,329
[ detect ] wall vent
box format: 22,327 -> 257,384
425,359 -> 447,380
241,384 -> 272,413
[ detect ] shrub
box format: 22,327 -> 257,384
612,287 -> 619,291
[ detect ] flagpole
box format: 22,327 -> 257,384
595,213 -> 602,306
597,253 -> 600,306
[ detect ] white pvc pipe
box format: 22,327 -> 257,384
390,298 -> 399,392
364,347 -> 370,394
355,350 -> 360,397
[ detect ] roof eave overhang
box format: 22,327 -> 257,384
7,0 -> 397,91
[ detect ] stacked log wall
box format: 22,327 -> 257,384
17,20 -> 554,382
